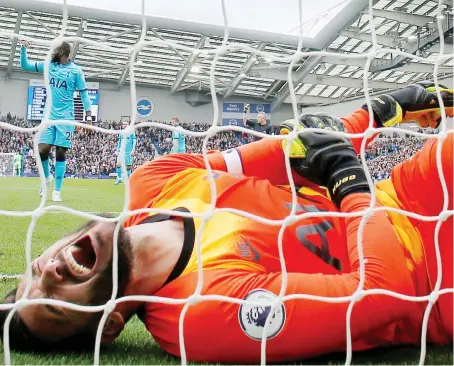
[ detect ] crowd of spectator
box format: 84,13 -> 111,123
364,134 -> 426,181
0,113 -> 433,182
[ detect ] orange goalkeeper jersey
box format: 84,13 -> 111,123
124,110 -> 452,363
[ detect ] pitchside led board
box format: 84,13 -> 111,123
26,79 -> 100,121
222,103 -> 271,126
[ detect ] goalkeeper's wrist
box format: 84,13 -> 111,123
361,94 -> 403,128
327,166 -> 370,208
361,103 -> 385,127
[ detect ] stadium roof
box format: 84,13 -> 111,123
0,0 -> 452,111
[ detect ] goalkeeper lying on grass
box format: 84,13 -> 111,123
1,83 -> 453,363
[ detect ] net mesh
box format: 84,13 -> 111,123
0,0 -> 453,364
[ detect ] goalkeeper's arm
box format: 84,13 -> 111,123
298,82 -> 454,154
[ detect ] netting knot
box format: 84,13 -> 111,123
363,207 -> 374,220
367,49 -> 377,60
351,290 -> 364,303
283,214 -> 298,226
186,294 -> 201,306
123,126 -> 135,135
103,300 -> 116,315
439,210 -> 451,222
32,208 -> 44,220
427,291 -> 439,304
202,211 -> 214,222
14,299 -> 29,311
364,127 -> 377,140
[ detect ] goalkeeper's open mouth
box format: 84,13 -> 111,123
63,234 -> 98,278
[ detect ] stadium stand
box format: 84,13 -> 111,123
0,113 -> 429,181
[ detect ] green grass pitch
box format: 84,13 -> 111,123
0,177 -> 452,365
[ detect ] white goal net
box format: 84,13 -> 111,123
0,154 -> 14,177
0,0 -> 452,365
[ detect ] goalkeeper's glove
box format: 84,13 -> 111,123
280,115 -> 370,208
362,81 -> 454,128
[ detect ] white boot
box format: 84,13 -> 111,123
52,190 -> 63,202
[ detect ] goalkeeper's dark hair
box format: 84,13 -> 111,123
0,288 -> 98,352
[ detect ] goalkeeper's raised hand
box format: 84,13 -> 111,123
362,81 -> 454,128
280,115 -> 370,208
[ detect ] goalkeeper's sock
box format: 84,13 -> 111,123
116,167 -> 122,180
127,169 -> 131,178
54,160 -> 66,192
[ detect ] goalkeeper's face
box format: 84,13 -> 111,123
14,220 -> 132,343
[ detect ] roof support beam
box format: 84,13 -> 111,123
264,81 -> 285,99
150,29 -> 187,62
117,32 -> 143,89
170,36 -> 205,95
223,42 -> 267,98
283,72 -> 454,106
370,15 -> 453,72
341,30 -> 400,47
368,9 -> 433,27
271,55 -> 322,111
25,11 -> 59,37
69,19 -> 86,61
321,55 -> 452,73
117,62 -> 130,89
78,50 -> 126,68
427,43 -> 453,54
289,95 -> 340,105
97,27 -> 138,43
269,0 -> 368,110
2,0 -> 371,49
6,10 -> 23,77
258,69 -> 401,89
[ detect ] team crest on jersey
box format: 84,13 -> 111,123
238,289 -> 286,341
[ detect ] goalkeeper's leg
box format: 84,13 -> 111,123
390,132 -> 453,341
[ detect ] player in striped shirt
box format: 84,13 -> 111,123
115,122 -> 137,185
20,40 -> 92,202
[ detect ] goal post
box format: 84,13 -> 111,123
0,153 -> 15,177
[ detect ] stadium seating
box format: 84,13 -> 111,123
0,114 -> 427,181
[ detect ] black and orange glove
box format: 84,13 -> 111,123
362,81 -> 454,128
280,115 -> 370,208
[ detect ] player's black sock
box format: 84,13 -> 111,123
39,152 -> 50,179
39,152 -> 48,162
